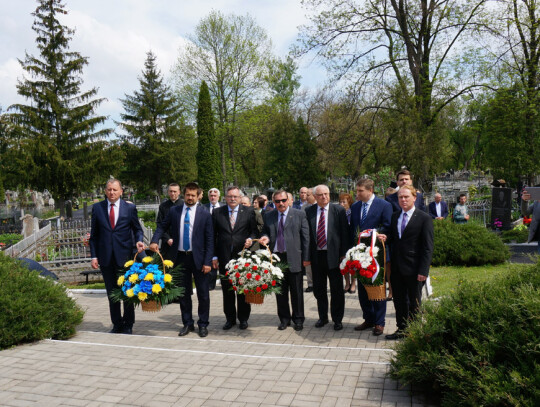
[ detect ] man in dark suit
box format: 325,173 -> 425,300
203,187 -> 223,290
90,179 -> 145,334
349,178 -> 393,336
150,182 -> 214,337
378,185 -> 434,339
305,184 -> 350,330
386,169 -> 425,213
259,190 -> 310,331
212,186 -> 259,330
428,193 -> 449,220
293,187 -> 308,209
156,183 -> 183,260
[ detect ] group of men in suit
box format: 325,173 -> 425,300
90,172 -> 434,340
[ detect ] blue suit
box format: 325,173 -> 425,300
151,204 -> 214,327
386,191 -> 425,213
349,196 -> 392,327
89,199 -> 144,329
428,201 -> 449,219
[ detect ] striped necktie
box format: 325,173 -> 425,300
317,208 -> 327,249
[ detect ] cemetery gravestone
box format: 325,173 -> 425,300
491,187 -> 512,230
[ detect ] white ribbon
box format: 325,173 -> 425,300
358,229 -> 380,283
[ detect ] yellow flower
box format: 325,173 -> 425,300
126,289 -> 134,297
163,260 -> 174,269
142,256 -> 153,264
164,274 -> 172,283
128,274 -> 139,284
152,284 -> 162,294
138,292 -> 148,301
124,260 -> 134,268
144,273 -> 154,281
117,276 -> 125,286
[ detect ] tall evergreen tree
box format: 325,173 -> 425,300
196,81 -> 222,199
289,117 -> 324,189
119,51 -> 196,194
9,0 -> 115,206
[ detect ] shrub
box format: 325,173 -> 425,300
0,254 -> 84,349
138,210 -> 157,223
500,226 -> 529,243
432,220 -> 510,266
0,233 -> 24,248
390,264 -> 540,406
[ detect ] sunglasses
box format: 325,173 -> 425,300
274,198 -> 288,203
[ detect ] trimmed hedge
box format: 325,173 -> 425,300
432,220 -> 510,266
390,264 -> 540,406
0,254 -> 84,349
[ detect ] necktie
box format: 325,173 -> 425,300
109,203 -> 115,229
230,209 -> 236,229
277,213 -> 285,252
183,207 -> 190,251
361,202 -> 368,225
400,212 -> 408,236
211,205 -> 215,214
317,207 -> 327,249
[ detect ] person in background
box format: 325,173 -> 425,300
293,187 -> 308,209
339,192 -> 355,294
302,187 -> 316,292
287,192 -> 294,208
156,183 -> 183,260
453,194 -> 470,224
386,170 -> 425,213
521,188 -> 540,253
204,188 -> 222,215
428,193 -> 449,220
241,195 -> 264,235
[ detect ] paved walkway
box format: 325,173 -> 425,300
0,284 -> 437,406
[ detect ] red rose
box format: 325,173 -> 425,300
245,263 -> 250,267
262,283 -> 268,289
246,273 -> 252,279
229,279 -> 233,284
264,269 -> 269,273
256,287 -> 262,292
244,289 -> 249,294
255,275 -> 261,281
252,266 -> 258,271
271,280 -> 276,286
235,272 -> 240,278
234,265 -> 239,269
233,286 -> 237,291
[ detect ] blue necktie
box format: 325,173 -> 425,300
183,207 -> 190,251
361,203 -> 368,226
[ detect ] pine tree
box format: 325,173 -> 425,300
119,51 -> 196,194
290,117 -> 324,189
196,81 -> 222,200
9,0 -> 115,206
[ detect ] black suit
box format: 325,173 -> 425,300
213,205 -> 259,323
262,208 -> 309,325
306,203 -> 350,323
387,208 -> 434,330
202,202 -> 223,289
151,204 -> 214,327
156,198 -> 183,260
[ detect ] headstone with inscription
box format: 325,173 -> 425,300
491,187 -> 512,230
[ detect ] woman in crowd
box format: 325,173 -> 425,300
339,192 -> 355,294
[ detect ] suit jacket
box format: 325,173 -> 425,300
151,204 -> 214,270
349,197 -> 392,247
89,199 -> 144,267
203,202 -> 225,213
428,201 -> 449,219
387,208 -> 433,277
386,191 -> 426,213
521,199 -> 540,242
293,200 -> 306,210
156,198 -> 183,244
261,208 -> 309,273
305,203 -> 350,269
213,205 -> 259,266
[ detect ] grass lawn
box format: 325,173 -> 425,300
65,282 -> 105,289
429,262 -> 534,297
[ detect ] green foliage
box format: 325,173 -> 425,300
432,220 -> 510,266
119,51 -> 197,193
8,0 -> 116,202
196,81 -> 222,197
390,264 -> 540,406
0,234 -> 24,246
138,210 -> 157,223
0,254 -> 84,349
500,226 -> 529,243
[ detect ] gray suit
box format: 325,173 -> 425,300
262,208 -> 310,325
521,199 -> 540,246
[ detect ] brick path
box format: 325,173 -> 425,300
0,284 -> 437,406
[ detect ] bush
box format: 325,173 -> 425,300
0,233 -> 24,248
138,210 -> 157,223
501,226 -> 529,243
432,220 -> 510,266
390,264 -> 540,406
0,254 -> 84,349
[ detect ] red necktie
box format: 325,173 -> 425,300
110,203 -> 115,229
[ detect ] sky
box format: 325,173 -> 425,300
0,0 -> 327,130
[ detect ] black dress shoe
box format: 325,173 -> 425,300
109,326 -> 123,334
278,321 -> 290,330
305,287 -> 313,293
239,321 -> 249,330
385,330 -> 405,340
293,323 -> 303,331
122,327 -> 133,335
178,325 -> 195,336
315,319 -> 329,328
334,322 -> 343,331
198,326 -> 208,337
222,321 -> 236,330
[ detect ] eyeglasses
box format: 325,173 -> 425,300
226,195 -> 239,199
274,198 -> 288,203
315,193 -> 329,197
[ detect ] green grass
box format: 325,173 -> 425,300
429,262 -> 533,297
64,282 -> 106,289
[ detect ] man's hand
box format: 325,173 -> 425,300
136,241 -> 145,252
149,243 -> 159,252
202,265 -> 211,274
377,234 -> 387,243
244,238 -> 253,248
212,259 -> 219,269
303,261 -> 310,267
436,216 -> 443,220
417,274 -> 427,282
91,258 -> 99,270
167,239 -> 173,246
258,236 -> 269,246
